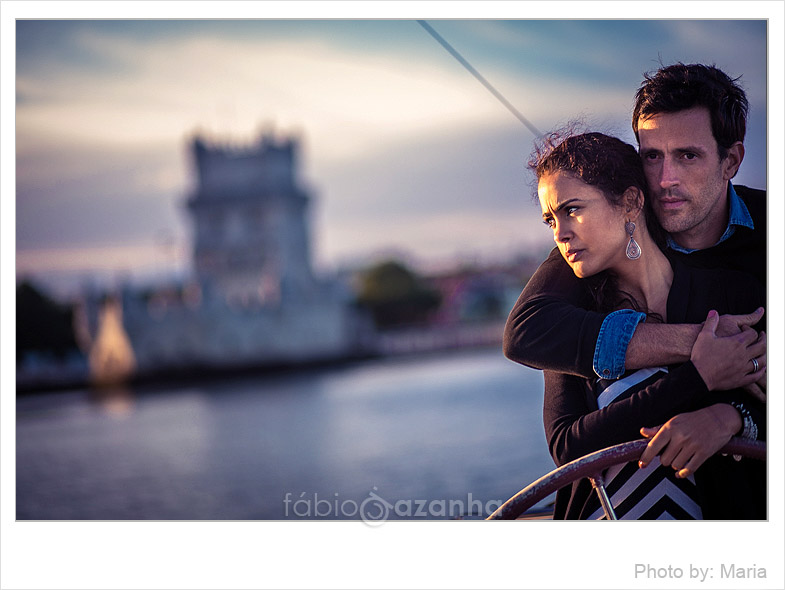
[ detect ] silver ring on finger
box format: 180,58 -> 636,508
750,358 -> 759,373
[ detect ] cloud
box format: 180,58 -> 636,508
13,19 -> 770,285
16,29 -> 511,159
16,21 -> 626,277
16,20 -> 638,164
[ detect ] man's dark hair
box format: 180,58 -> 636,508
632,63 -> 749,159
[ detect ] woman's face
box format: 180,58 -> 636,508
538,171 -> 630,278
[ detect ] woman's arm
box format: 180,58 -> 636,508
545,313 -> 766,464
544,363 -> 765,471
635,313 -> 767,477
503,248 -> 604,377
544,362 -> 710,466
545,311 -> 766,471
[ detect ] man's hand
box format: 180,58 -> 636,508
691,310 -> 766,391
639,404 -> 743,478
716,307 -> 764,337
744,330 -> 767,402
624,307 -> 764,372
715,308 -> 767,399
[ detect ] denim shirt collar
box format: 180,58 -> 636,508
667,183 -> 754,254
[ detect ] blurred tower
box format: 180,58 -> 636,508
111,126 -> 367,376
186,131 -> 315,306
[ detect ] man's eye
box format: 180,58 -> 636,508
682,152 -> 697,160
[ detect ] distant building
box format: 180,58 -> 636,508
86,129 -> 372,380
187,133 -> 314,306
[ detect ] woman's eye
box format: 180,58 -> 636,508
543,217 -> 555,228
566,207 -> 578,215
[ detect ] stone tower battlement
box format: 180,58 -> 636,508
190,132 -> 298,196
185,129 -> 315,306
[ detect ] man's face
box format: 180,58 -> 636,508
637,107 -> 735,250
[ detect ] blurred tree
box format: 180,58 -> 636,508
16,281 -> 79,363
355,260 -> 441,329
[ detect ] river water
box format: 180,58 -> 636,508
16,347 -> 554,520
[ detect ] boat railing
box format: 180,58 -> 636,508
486,437 -> 766,520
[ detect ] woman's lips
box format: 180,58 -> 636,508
565,249 -> 583,263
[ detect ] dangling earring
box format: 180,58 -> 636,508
625,221 -> 641,260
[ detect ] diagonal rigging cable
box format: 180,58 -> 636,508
417,20 -> 542,139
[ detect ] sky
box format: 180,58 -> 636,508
9,11 -> 774,295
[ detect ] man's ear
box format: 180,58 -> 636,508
723,142 -> 745,180
624,186 -> 645,220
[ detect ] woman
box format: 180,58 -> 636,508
531,131 -> 766,519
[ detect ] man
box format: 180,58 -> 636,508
503,63 -> 766,513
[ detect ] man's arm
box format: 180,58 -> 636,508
504,248 -> 700,378
624,323 -> 698,369
504,249 -> 765,379
626,307 -> 765,370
